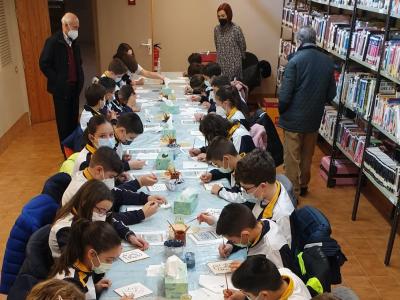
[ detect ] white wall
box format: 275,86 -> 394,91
0,0 -> 29,138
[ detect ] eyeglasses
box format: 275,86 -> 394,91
94,206 -> 110,216
240,185 -> 258,193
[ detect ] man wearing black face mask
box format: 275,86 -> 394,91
214,3 -> 247,80
39,12 -> 84,157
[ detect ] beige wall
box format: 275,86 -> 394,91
0,0 -> 29,138
96,0 -> 283,94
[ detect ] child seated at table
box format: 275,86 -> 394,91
50,219 -> 133,300
216,203 -> 296,272
109,85 -> 136,115
27,279 -> 85,300
51,180 -> 149,259
227,255 -> 311,300
80,83 -> 106,131
189,114 -> 255,161
200,137 -> 254,204
235,149 -> 295,245
100,58 -> 128,89
188,74 -> 209,102
183,53 -> 202,77
201,62 -> 221,107
97,76 -> 117,120
215,84 -> 249,126
62,147 -> 164,226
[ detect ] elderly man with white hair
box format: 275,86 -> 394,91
278,26 -> 337,198
40,12 -> 84,157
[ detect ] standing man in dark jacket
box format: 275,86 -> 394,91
278,26 -> 336,197
39,13 -> 84,156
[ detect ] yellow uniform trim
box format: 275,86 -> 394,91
85,144 -> 97,154
83,168 -> 94,180
280,275 -> 294,300
73,260 -> 92,288
262,181 -> 281,219
227,123 -> 241,139
226,107 -> 238,120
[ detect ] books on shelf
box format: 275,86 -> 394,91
382,39 -> 400,81
364,146 -> 400,196
372,95 -> 400,141
337,120 -> 367,164
358,0 -> 390,10
319,106 -> 338,144
279,39 -> 296,60
393,0 -> 400,15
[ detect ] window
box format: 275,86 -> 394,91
0,0 -> 12,68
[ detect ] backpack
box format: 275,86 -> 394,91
290,206 -> 347,289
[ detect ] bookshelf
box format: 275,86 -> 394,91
278,0 -> 400,265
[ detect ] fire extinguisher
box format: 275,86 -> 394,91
153,43 -> 161,72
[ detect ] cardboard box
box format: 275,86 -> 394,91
263,98 -> 279,125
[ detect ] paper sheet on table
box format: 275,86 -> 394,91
140,102 -> 157,108
136,231 -> 168,246
190,130 -> 203,136
119,249 -> 149,264
114,282 -> 152,298
183,161 -> 208,169
189,228 -> 223,245
199,274 -> 233,294
146,264 -> 165,277
181,119 -> 198,125
135,89 -> 151,94
135,152 -> 159,160
190,288 -> 223,300
128,147 -> 162,154
203,183 -> 223,191
179,169 -> 204,179
147,183 -> 167,192
126,205 -> 144,212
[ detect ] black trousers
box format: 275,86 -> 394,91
53,83 -> 80,155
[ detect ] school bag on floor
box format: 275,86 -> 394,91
290,206 -> 347,295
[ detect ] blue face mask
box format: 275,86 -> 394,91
98,137 -> 116,149
233,233 -> 250,249
218,159 -> 232,174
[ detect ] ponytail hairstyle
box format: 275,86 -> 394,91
50,219 -> 121,277
54,180 -> 114,223
82,114 -> 109,146
199,114 -> 232,143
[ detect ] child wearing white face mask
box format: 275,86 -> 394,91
50,180 -> 148,258
80,84 -> 107,131
50,219 -> 133,300
200,137 -> 255,204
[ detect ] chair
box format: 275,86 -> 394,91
0,195 -> 59,294
242,52 -> 261,92
7,225 -> 54,300
61,126 -> 84,158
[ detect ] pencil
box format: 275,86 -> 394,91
224,272 -> 229,290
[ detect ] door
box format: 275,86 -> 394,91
96,0 -> 153,72
15,0 -> 54,123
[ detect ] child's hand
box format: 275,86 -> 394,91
189,148 -> 201,157
194,112 -> 205,122
211,184 -> 222,195
196,153 -> 207,162
202,102 -> 211,109
223,289 -> 246,300
128,235 -> 149,251
95,278 -> 112,289
200,172 -> 212,183
122,153 -> 132,162
138,174 -> 158,187
219,243 -> 233,258
142,201 -> 159,218
129,159 -> 146,170
134,77 -> 145,85
190,95 -> 201,102
117,172 -> 130,183
197,212 -> 216,226
184,85 -> 193,95
230,260 -> 242,272
148,195 -> 166,204
120,295 -> 134,300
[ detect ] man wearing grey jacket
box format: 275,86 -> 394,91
279,26 -> 336,197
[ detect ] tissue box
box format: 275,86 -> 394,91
173,191 -> 198,215
162,86 -> 172,97
162,129 -> 176,139
161,103 -> 180,114
164,265 -> 188,299
156,152 -> 172,170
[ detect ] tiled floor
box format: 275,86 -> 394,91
0,121 -> 400,299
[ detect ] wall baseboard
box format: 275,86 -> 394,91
0,112 -> 30,156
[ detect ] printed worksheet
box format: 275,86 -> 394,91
114,282 -> 153,298
199,275 -> 233,294
135,152 -> 159,160
207,260 -> 234,275
183,161 -> 209,169
181,119 -> 198,125
190,130 -> 203,136
147,183 -> 167,192
135,231 -> 168,246
189,229 -> 222,245
204,183 -> 223,192
119,249 -> 150,264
